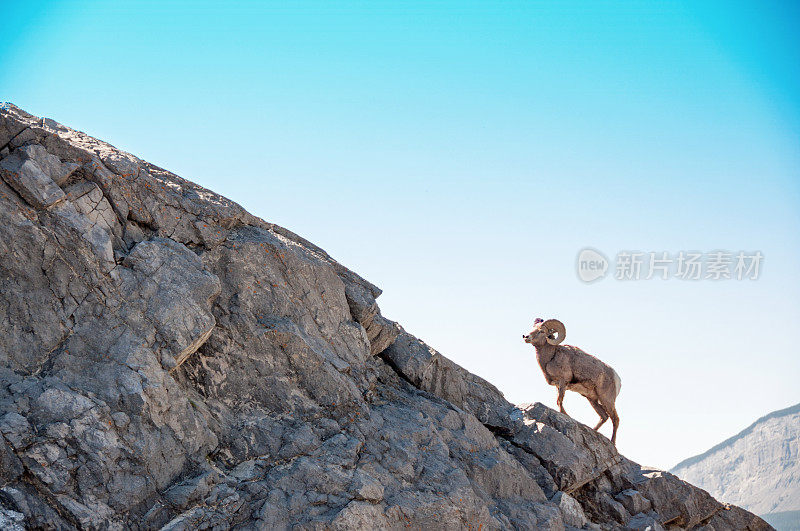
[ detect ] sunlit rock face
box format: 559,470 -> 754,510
0,103 -> 772,530
672,403 -> 800,525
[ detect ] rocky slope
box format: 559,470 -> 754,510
671,403 -> 800,524
0,102 -> 771,530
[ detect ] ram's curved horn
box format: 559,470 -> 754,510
543,319 -> 566,345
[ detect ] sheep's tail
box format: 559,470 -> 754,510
612,368 -> 622,398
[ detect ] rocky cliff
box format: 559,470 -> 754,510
0,103 -> 771,530
671,403 -> 800,527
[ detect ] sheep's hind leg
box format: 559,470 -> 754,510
598,397 -> 620,445
609,407 -> 619,445
587,398 -> 609,430
556,385 -> 568,415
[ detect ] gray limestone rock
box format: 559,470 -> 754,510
553,490 -> 588,528
0,103 -> 772,530
616,488 -> 653,516
0,148 -> 66,208
118,237 -> 221,369
16,144 -> 79,185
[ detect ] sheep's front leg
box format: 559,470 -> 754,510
556,385 -> 568,415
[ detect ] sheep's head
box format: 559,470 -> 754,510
523,319 -> 566,346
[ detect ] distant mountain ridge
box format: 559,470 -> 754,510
671,402 -> 800,523
673,402 -> 800,471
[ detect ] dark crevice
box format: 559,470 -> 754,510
375,350 -> 415,389
0,432 -> 81,529
490,426 -> 542,460
0,124 -> 28,154
484,422 -> 514,438
125,213 -> 159,235
690,505 -> 726,528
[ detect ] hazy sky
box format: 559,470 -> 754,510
2,1 -> 799,470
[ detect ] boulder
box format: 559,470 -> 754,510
616,488 -> 652,515
15,144 -> 79,185
0,147 -> 66,208
553,491 -> 588,528
118,237 -> 221,369
382,329 -> 519,430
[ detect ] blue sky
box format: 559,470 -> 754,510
2,1 -> 799,470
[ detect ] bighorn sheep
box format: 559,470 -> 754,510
523,318 -> 622,444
